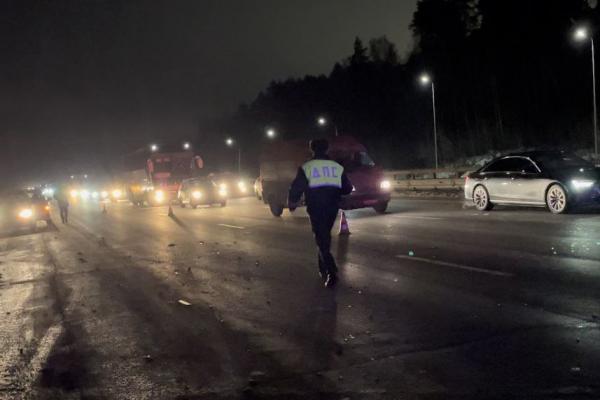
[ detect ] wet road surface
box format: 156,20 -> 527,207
1,197 -> 600,399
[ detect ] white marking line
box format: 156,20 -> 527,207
392,215 -> 443,220
218,224 -> 245,230
395,255 -> 513,277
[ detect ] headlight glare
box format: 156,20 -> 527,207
192,191 -> 202,199
380,180 -> 392,190
19,209 -> 33,219
571,179 -> 594,190
154,190 -> 165,202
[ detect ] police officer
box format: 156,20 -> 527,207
289,139 -> 353,288
54,186 -> 70,224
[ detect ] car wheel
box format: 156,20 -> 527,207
546,184 -> 568,214
473,185 -> 493,211
268,197 -> 284,217
373,201 -> 388,214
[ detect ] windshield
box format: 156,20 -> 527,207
341,151 -> 376,171
534,153 -> 592,171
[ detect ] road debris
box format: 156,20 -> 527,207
143,354 -> 153,362
178,299 -> 192,306
168,243 -> 176,247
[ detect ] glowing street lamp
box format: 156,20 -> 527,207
225,138 -> 241,173
183,142 -> 191,150
150,143 -> 158,152
573,26 -> 598,164
266,128 -> 276,138
317,116 -> 327,126
419,73 -> 438,170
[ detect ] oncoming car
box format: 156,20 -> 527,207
465,151 -> 600,214
0,190 -> 49,233
177,177 -> 227,208
209,173 -> 253,198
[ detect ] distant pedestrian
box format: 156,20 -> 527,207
289,139 -> 353,287
54,187 -> 70,224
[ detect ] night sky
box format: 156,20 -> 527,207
1,0 -> 416,182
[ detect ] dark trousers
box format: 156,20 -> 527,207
59,205 -> 69,223
308,206 -> 339,275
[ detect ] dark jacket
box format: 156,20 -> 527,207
288,155 -> 353,212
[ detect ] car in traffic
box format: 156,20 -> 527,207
177,177 -> 228,208
464,150 -> 600,214
209,172 -> 253,198
0,190 -> 49,233
254,177 -> 263,200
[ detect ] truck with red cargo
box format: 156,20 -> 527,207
119,144 -> 204,206
258,135 -> 391,216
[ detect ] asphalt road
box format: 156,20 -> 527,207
1,197 -> 600,399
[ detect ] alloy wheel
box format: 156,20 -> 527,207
473,186 -> 489,211
546,184 -> 567,214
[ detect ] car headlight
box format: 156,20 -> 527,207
70,189 -> 79,198
571,179 -> 595,190
192,190 -> 202,199
80,190 -> 90,199
219,188 -> 227,197
237,181 -> 247,192
19,208 -> 33,219
101,191 -> 109,199
154,190 -> 165,202
380,180 -> 392,190
112,189 -> 122,199
92,191 -> 99,199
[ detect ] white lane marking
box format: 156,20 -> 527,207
395,255 -> 513,277
392,215 -> 443,220
218,224 -> 245,230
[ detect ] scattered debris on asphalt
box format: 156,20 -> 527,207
78,257 -> 87,263
178,299 -> 192,306
168,243 -> 176,247
143,354 -> 153,362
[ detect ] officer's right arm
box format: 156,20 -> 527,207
288,167 -> 308,208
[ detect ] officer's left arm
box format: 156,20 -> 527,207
340,172 -> 353,195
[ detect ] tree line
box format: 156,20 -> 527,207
202,0 -> 600,170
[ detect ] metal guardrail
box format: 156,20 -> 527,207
384,168 -> 469,191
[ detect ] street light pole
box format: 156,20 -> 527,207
574,27 -> 599,164
419,74 -> 439,170
431,81 -> 438,171
225,138 -> 241,174
592,37 -> 598,164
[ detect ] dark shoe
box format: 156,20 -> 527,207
324,273 -> 337,288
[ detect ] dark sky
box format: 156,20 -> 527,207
1,0 -> 417,181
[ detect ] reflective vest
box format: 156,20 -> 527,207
303,159 -> 344,189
